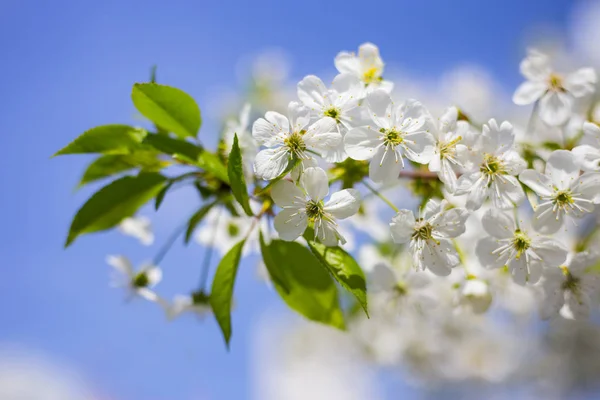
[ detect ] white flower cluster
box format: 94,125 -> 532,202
243,43 -> 600,322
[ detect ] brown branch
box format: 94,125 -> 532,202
398,170 -> 440,180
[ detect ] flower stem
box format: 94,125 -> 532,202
362,181 -> 399,213
152,218 -> 190,265
198,207 -> 222,291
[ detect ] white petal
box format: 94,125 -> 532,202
519,169 -> 554,197
303,117 -> 341,150
403,130 -> 436,164
545,150 -> 580,190
540,281 -> 565,320
532,238 -> 568,268
568,252 -> 598,274
433,207 -> 470,238
490,175 -> 525,209
271,180 -> 304,208
315,220 -> 342,246
520,49 -> 552,81
502,150 -> 527,176
421,198 -> 443,220
252,117 -> 286,147
144,266 -> 163,286
508,256 -> 528,286
331,73 -> 363,99
583,121 -> 600,141
322,141 -> 348,163
334,51 -> 361,75
300,167 -> 329,201
480,119 -> 515,155
463,173 -> 489,211
106,255 -> 134,278
254,147 -> 289,180
324,189 -> 361,219
369,146 -> 403,183
481,209 -> 515,239
475,237 -> 507,269
274,208 -> 308,241
573,172 -> 600,203
287,101 -> 311,132
390,210 -> 416,244
366,90 -> 394,129
358,42 -> 384,71
572,145 -> 600,172
539,91 -> 573,126
512,81 -> 547,105
418,239 -> 458,276
344,126 -> 382,160
564,290 -> 591,319
438,106 -> 458,133
297,75 -> 327,110
369,263 -> 398,292
532,202 -> 564,234
564,67 -> 597,97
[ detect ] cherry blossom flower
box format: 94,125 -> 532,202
540,252 -> 600,320
519,150 -> 600,234
344,91 -> 436,183
118,216 -> 154,246
454,119 -> 526,210
271,167 -> 361,246
252,102 -> 340,180
106,255 -> 163,302
475,209 -> 568,285
513,49 -> 597,126
334,42 -> 393,95
390,199 -> 470,276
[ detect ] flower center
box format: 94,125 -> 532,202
191,290 -> 210,305
132,272 -> 150,288
548,74 -> 565,92
284,131 -> 306,158
480,154 -> 505,179
380,128 -> 404,148
363,67 -> 381,84
305,200 -> 324,221
512,229 -> 531,257
412,220 -> 433,241
439,136 -> 462,159
552,189 -> 574,209
324,107 -> 341,123
560,266 -> 580,292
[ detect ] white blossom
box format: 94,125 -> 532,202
390,199 -> 469,276
166,292 -> 211,320
334,42 -> 393,95
344,91 -> 436,183
118,216 -> 154,246
540,252 -> 600,320
456,278 -> 492,314
475,209 -> 568,285
106,255 -> 163,302
572,121 -> 600,171
252,101 -> 341,180
271,167 -> 361,246
297,74 -> 364,163
428,107 -> 471,193
454,119 -> 526,210
513,49 -> 597,126
519,149 -> 600,234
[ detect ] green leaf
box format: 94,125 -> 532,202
54,125 -> 146,156
79,152 -> 167,186
210,239 -> 246,348
65,173 -> 167,247
154,180 -> 174,210
261,239 -> 345,329
258,230 -> 289,293
132,83 -> 201,139
185,201 -> 217,243
306,239 -> 369,317
143,134 -> 229,184
227,134 -> 253,216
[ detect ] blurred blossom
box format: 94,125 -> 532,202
118,216 -> 154,246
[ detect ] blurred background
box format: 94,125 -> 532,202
2,0 -> 600,398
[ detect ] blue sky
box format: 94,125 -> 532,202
0,0 -> 578,398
